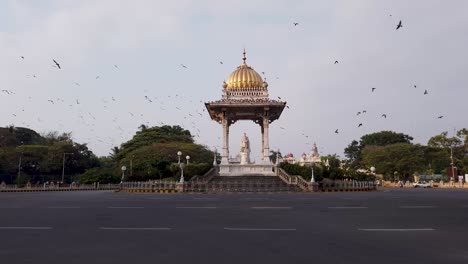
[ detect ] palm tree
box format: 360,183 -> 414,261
269,150 -> 282,164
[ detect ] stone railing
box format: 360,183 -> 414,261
190,167 -> 219,183
319,180 -> 376,192
119,181 -> 178,193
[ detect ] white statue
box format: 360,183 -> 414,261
240,132 -> 251,164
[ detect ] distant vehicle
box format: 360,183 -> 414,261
413,181 -> 431,188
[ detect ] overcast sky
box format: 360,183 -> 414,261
1,0 -> 467,161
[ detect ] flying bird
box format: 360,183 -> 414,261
181,64 -> 188,68
396,20 -> 403,30
362,110 -> 367,114
413,84 -> 417,88
293,22 -> 299,26
334,60 -> 339,64
114,64 -> 119,69
382,114 -> 387,118
20,56 -> 24,59
438,116 -> 444,119
358,123 -> 363,127
96,76 -> 100,79
424,90 -> 428,95
335,129 -> 339,134
47,99 -> 54,104
357,112 -> 361,116
52,59 -> 61,69
371,87 -> 376,92
277,96 -> 282,100
219,61 -> 223,64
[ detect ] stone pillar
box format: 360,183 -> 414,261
262,117 -> 270,163
221,117 -> 230,164
260,123 -> 265,161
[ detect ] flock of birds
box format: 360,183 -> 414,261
1,16 -> 447,157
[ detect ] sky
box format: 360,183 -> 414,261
1,0 -> 467,161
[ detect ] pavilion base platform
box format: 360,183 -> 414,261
219,164 -> 275,176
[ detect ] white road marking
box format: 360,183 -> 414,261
193,198 -> 219,200
328,206 -> 368,209
107,206 -> 144,209
0,227 -> 52,230
100,227 -> 171,231
400,206 -> 436,209
47,206 -> 81,209
176,207 -> 217,209
224,228 -> 296,231
358,228 -> 435,232
251,207 -> 292,209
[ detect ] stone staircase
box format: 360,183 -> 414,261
187,175 -> 302,192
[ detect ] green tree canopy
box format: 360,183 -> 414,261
361,143 -> 426,180
345,131 -> 413,169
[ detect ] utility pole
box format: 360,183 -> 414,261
61,153 -> 73,183
450,146 -> 456,181
17,154 -> 22,185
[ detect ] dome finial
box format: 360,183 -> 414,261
242,48 -> 247,64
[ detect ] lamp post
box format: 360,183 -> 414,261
121,166 -> 127,183
61,153 -> 73,183
310,162 -> 315,183
450,146 -> 456,182
17,154 -> 22,185
186,155 -> 190,165
179,163 -> 185,183
177,151 -> 182,164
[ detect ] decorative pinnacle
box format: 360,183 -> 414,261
242,48 -> 247,64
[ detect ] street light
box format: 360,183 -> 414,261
179,163 -> 185,183
61,153 -> 73,183
177,151 -> 182,164
17,153 -> 22,185
310,162 -> 315,183
186,155 -> 190,165
121,166 -> 127,183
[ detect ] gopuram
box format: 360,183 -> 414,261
205,50 -> 286,176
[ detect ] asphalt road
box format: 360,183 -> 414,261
1,188 -> 468,264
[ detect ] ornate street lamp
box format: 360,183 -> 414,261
310,162 -> 315,183
186,155 -> 190,165
177,151 -> 182,164
121,166 -> 127,183
179,163 -> 186,183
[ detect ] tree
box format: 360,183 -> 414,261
269,150 -> 282,164
345,131 -> 413,169
428,131 -> 461,148
117,125 -> 193,160
361,143 -> 426,180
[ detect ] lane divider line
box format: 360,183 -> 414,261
328,206 -> 368,209
107,207 -> 144,209
99,227 -> 171,230
358,228 -> 435,232
0,227 -> 53,230
224,228 -> 296,231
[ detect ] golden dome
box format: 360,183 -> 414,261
225,51 -> 265,90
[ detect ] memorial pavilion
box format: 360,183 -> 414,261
205,50 -> 286,176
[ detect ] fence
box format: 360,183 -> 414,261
319,180 -> 376,192
0,182 -> 120,192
